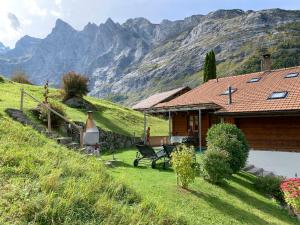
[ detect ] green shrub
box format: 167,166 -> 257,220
61,71 -> 88,100
171,144 -> 196,189
206,123 -> 249,173
254,175 -> 285,204
0,75 -> 5,83
11,71 -> 32,84
202,149 -> 232,184
38,101 -> 66,128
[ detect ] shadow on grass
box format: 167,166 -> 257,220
218,173 -> 297,224
75,106 -> 132,136
187,189 -> 269,224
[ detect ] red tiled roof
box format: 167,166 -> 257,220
132,87 -> 190,110
156,66 -> 300,114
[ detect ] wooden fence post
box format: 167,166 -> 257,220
20,88 -> 24,112
47,108 -> 51,132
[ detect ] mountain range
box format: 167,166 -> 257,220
0,8 -> 299,105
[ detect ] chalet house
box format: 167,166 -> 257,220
132,86 -> 191,111
141,58 -> 300,152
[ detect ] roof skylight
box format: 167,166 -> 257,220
268,91 -> 288,100
285,72 -> 299,78
247,77 -> 261,83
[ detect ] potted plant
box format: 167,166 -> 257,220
281,178 -> 300,220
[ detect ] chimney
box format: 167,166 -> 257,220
228,85 -> 232,104
261,53 -> 271,71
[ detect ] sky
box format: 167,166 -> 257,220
0,0 -> 299,48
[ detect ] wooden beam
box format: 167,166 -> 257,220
143,111 -> 147,144
199,109 -> 202,152
168,111 -> 171,143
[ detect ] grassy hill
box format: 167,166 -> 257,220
0,78 -> 168,136
0,118 -> 182,224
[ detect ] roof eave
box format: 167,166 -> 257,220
214,109 -> 300,117
146,103 -> 221,113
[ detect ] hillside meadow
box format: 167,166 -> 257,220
0,78 -> 168,136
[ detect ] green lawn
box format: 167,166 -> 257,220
102,149 -> 298,225
0,79 -> 168,136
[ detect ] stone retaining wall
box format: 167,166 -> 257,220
65,121 -> 137,151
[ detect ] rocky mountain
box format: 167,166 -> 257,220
0,8 -> 300,105
0,42 -> 10,55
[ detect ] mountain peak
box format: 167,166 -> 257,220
105,18 -> 115,26
83,22 -> 98,31
54,18 -> 75,31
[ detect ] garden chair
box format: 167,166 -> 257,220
162,144 -> 177,158
134,144 -> 168,169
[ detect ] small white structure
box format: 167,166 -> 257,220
83,111 -> 99,155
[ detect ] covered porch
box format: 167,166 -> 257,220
142,104 -> 221,151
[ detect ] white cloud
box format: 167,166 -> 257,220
50,10 -> 61,17
25,0 -> 48,17
55,0 -> 62,6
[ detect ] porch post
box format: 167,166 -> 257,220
198,109 -> 202,152
168,111 -> 172,144
143,111 -> 147,144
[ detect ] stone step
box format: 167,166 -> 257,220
247,167 -> 264,176
243,164 -> 255,171
45,131 -> 59,138
66,142 -> 80,149
56,137 -> 72,145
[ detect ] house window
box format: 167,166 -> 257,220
188,115 -> 199,133
268,91 -> 288,99
221,87 -> 237,95
247,77 -> 261,83
285,72 -> 299,78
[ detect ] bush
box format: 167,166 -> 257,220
61,71 -> 88,100
206,123 -> 249,173
0,75 -> 5,83
38,101 -> 66,128
202,149 -> 232,184
254,175 -> 285,204
11,71 -> 32,84
281,178 -> 300,212
171,144 -> 196,189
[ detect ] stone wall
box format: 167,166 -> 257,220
65,121 -> 138,151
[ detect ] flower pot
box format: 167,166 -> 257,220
296,213 -> 300,221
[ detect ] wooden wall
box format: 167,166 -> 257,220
236,116 -> 300,152
171,111 -> 210,147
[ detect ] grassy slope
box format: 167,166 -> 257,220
0,118 -> 183,225
0,79 -> 168,136
102,150 -> 299,225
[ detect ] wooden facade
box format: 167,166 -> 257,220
171,111 -> 300,152
235,116 -> 300,152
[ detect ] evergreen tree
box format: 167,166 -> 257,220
203,52 -> 210,83
210,50 -> 217,80
203,50 -> 217,82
